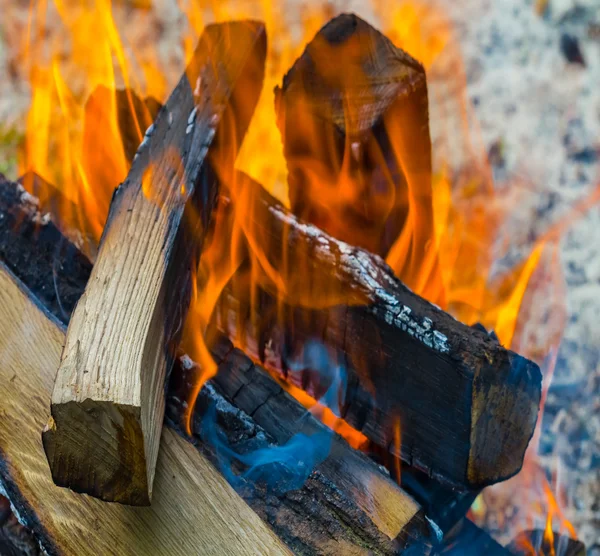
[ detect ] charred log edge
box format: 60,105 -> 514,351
0,452 -> 59,556
507,529 -> 586,556
0,176 -> 92,323
166,358 -> 433,555
165,405 -> 405,555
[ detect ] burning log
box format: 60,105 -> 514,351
0,177 -> 438,554
274,13 -> 444,305
508,530 -> 586,556
168,343 -> 435,555
0,265 -> 288,555
212,173 -> 542,491
41,20 -> 267,505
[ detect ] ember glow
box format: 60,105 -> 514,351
11,0 -> 596,547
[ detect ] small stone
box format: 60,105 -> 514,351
560,33 -> 586,65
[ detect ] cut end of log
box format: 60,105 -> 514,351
42,400 -> 150,506
468,350 -> 543,486
276,12 -> 425,137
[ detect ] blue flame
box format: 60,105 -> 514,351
200,340 -> 346,494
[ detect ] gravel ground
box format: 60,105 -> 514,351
0,0 -> 598,551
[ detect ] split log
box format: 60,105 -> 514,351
0,265 -> 288,555
275,13 -> 444,305
0,178 -> 440,554
41,21 -> 267,504
212,173 -> 542,491
168,343 -> 435,555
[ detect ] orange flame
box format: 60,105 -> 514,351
18,0 -> 165,252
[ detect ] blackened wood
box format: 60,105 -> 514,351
275,13 -> 444,305
507,530 -> 586,556
41,21 -> 267,505
167,339 -> 435,555
0,494 -> 41,556
213,173 -> 542,490
439,519 -> 510,555
0,176 -> 92,322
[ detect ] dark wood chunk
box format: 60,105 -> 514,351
275,13 -> 444,305
212,173 -> 542,491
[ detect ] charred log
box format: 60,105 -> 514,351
212,173 -> 542,491
275,13 -> 444,306
168,344 -> 435,555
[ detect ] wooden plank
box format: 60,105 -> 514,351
211,173 -> 542,491
0,264 -> 289,556
41,20 -> 267,504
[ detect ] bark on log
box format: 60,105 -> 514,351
41,20 -> 267,505
211,173 -> 542,491
274,13 -> 444,306
0,264 -> 289,555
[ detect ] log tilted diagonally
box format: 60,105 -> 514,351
211,173 -> 542,491
42,21 -> 267,505
169,341 -> 433,555
0,265 -> 289,556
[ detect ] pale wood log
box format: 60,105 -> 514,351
41,21 -> 267,504
0,264 -> 289,555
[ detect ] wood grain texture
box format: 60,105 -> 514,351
0,265 -> 289,556
211,174 -> 542,491
42,20 -> 267,504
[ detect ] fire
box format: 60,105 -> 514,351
18,0 -> 162,253
10,0 -> 597,545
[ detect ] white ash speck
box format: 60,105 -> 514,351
194,76 -> 202,97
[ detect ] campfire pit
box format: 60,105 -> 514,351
0,5 -> 591,556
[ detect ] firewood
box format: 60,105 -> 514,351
0,176 -> 468,555
507,530 -> 586,556
0,265 -> 288,555
274,13 -> 444,305
41,21 -> 267,505
168,343 -> 435,555
211,173 -> 542,491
